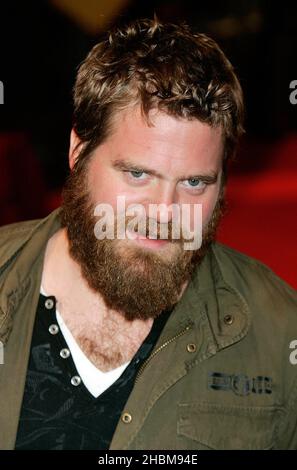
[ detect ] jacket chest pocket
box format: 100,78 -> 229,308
177,402 -> 281,450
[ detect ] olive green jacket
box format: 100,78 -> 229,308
0,208 -> 297,450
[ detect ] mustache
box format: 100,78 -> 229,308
112,215 -> 196,243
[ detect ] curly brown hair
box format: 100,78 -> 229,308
72,17 -> 244,172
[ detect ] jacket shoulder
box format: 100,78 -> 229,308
0,218 -> 43,270
0,218 -> 42,235
212,242 -> 297,306
0,218 -> 42,244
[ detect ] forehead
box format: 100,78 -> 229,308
98,106 -> 224,175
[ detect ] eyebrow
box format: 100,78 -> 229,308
111,159 -> 219,183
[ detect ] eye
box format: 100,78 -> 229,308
130,170 -> 145,179
183,178 -> 207,190
122,169 -> 149,185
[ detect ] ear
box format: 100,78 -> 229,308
69,129 -> 83,170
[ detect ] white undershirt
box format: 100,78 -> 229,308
40,286 -> 130,398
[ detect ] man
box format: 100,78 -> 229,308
0,18 -> 297,450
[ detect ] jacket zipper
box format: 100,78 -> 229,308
134,322 -> 194,383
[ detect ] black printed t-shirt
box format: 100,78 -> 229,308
15,293 -> 171,450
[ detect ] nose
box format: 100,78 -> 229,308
147,182 -> 178,224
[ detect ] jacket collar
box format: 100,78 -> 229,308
188,247 -> 251,351
0,208 -> 62,343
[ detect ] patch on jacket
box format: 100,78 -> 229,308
208,372 -> 273,396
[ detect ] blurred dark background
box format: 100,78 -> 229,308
0,0 -> 296,287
